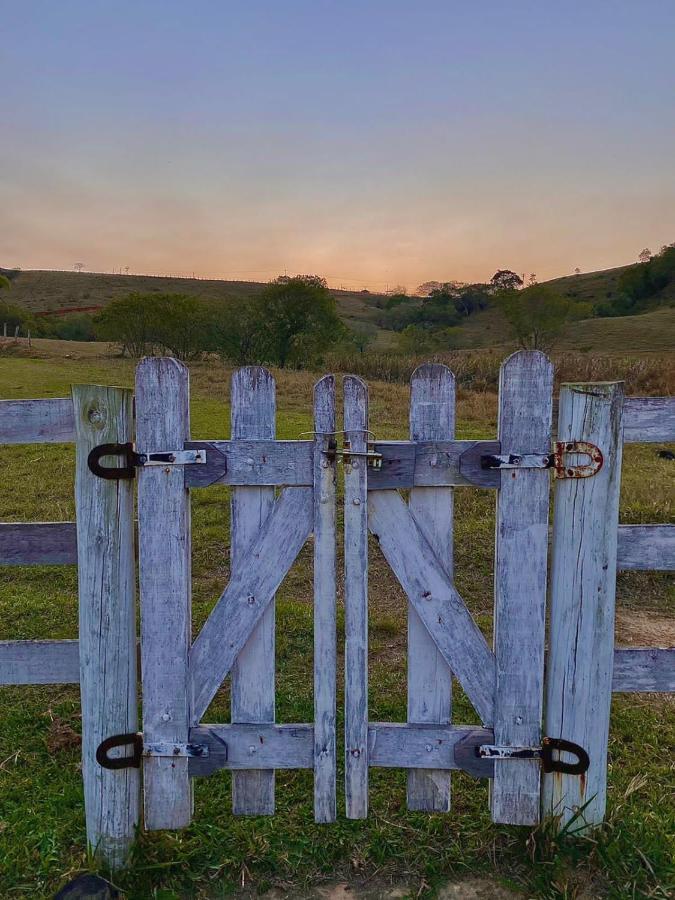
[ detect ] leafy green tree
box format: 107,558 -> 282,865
254,276 -> 346,368
0,275 -> 10,292
490,269 -> 523,293
497,284 -> 585,350
150,294 -> 211,361
208,298 -> 262,365
95,293 -> 159,356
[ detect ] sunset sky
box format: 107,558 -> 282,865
2,1 -> 675,291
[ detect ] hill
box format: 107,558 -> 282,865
2,269 -> 396,348
3,263 -> 674,354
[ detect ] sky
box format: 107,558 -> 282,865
2,1 -> 675,291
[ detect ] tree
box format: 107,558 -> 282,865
254,276 -> 345,367
638,248 -> 652,264
209,299 -> 262,365
0,274 -> 10,292
489,269 -> 523,293
74,262 -> 85,273
415,281 -> 443,297
574,267 -> 581,275
496,284 -> 582,350
95,293 -> 160,356
150,294 -> 211,360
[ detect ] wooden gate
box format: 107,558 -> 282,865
5,353 -> 670,867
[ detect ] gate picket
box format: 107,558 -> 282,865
136,358 -> 193,830
313,375 -> 338,822
344,375 -> 369,818
543,382 -> 624,830
407,364 -> 454,812
491,351 -> 553,825
231,367 -> 276,815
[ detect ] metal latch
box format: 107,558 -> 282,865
323,439 -> 383,470
95,732 -> 211,770
453,729 -> 589,779
87,442 -> 206,480
481,440 -> 603,479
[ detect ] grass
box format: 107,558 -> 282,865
0,344 -> 672,898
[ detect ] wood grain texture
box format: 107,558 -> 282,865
0,639 -> 79,684
612,648 -> 675,692
190,487 -> 313,722
368,440 -> 501,489
135,358 -> 193,830
72,385 -> 139,868
185,439 -> 313,488
623,397 -> 675,443
0,522 -> 77,565
189,724 -> 314,775
616,525 -> 674,571
369,723 -> 487,769
0,398 -> 75,443
368,489 -> 495,725
407,364 -> 454,811
343,375 -> 369,819
230,367 -> 277,815
491,351 -> 553,825
313,375 -> 337,822
543,382 -> 624,831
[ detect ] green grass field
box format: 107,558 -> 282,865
0,345 -> 672,898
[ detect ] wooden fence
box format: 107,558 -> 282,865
0,352 -> 672,870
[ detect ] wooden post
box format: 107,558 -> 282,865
344,375 -> 369,818
72,385 -> 139,869
492,351 -> 553,825
313,375 -> 337,822
543,382 -> 624,831
407,364 -> 454,811
3,323 -> 6,338
231,367 -> 276,815
136,357 -> 193,829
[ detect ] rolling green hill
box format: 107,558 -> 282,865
3,263 -> 674,354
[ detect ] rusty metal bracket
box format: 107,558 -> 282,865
480,440 -> 603,480
326,439 -> 383,470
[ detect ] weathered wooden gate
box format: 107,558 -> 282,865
1,351 -> 672,869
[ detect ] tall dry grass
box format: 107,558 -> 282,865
326,349 -> 674,396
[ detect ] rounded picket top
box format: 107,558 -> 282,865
410,364 -> 455,441
343,375 -> 368,432
231,366 -> 276,440
313,374 -> 336,434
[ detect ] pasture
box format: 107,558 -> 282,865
0,341 -> 672,899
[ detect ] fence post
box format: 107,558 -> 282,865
492,351 -> 553,825
344,375 -> 369,818
136,357 -> 193,829
407,364 -> 454,811
231,367 -> 276,815
313,375 -> 337,822
72,385 -> 139,869
543,381 -> 624,831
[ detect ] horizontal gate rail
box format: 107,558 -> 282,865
0,521 -> 77,565
616,524 -> 674,570
622,396 -> 675,443
0,638 -> 80,684
0,397 -> 76,443
612,648 -> 675,692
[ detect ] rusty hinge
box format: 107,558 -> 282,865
87,442 -> 206,480
481,440 -> 603,479
95,732 -> 212,770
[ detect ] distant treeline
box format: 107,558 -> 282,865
595,244 -> 675,317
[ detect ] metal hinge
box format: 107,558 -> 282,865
453,730 -> 590,779
95,732 -> 212,770
87,442 -> 206,480
479,737 -> 590,774
481,440 -> 603,479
